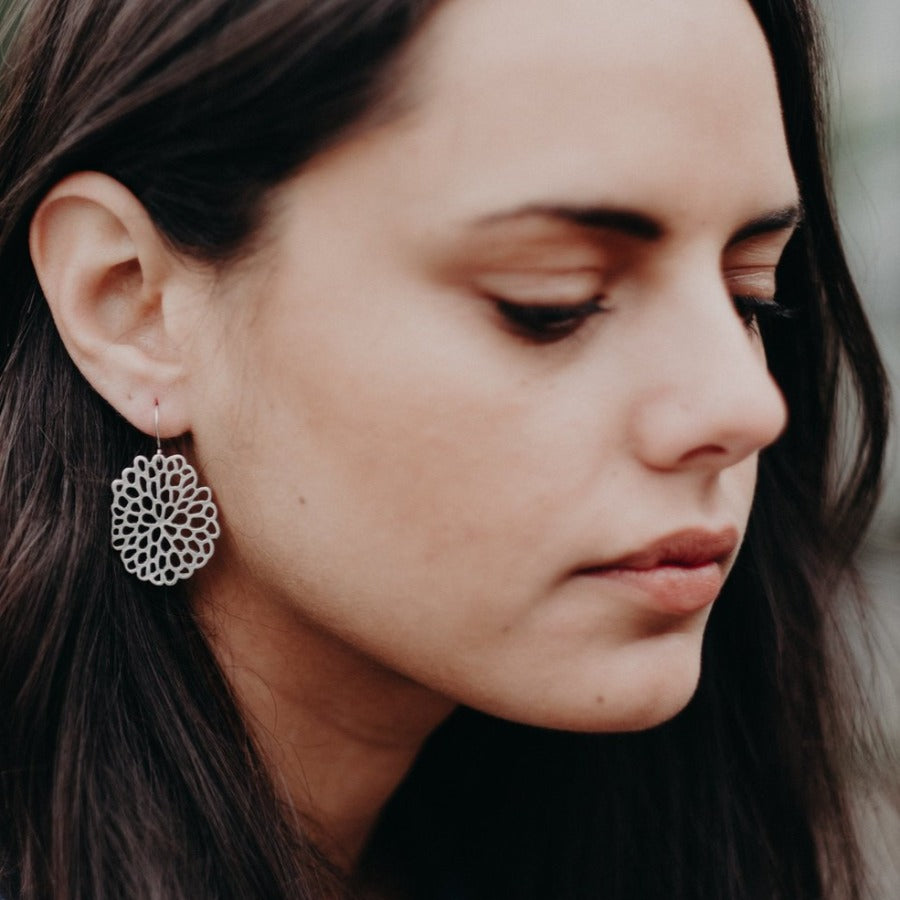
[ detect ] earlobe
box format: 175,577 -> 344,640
29,172 -> 195,438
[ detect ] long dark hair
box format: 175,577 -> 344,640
0,1 -> 890,898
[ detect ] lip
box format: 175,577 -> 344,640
577,527 -> 740,615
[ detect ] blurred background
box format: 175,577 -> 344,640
823,0 -> 900,894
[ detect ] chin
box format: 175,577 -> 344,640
606,622 -> 709,728
506,633 -> 706,734
561,686 -> 701,734
605,645 -> 705,732
606,676 -> 701,732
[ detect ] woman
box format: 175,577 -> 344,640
0,0 -> 890,897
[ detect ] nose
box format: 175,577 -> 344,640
628,280 -> 788,473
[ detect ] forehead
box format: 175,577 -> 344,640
378,0 -> 796,226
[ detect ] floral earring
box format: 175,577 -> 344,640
111,401 -> 220,586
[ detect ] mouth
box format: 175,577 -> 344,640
576,527 -> 740,615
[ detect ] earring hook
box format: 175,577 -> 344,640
154,399 -> 162,455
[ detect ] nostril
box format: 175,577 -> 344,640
678,444 -> 730,465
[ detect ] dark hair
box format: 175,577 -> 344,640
0,1 -> 890,898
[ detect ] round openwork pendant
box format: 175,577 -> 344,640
111,452 -> 220,586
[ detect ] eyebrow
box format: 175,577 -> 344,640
474,204 -> 663,240
725,203 -> 804,247
471,201 -> 804,245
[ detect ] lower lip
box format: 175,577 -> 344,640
581,562 -> 724,615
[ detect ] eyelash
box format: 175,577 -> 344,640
494,293 -> 795,344
494,296 -> 607,343
732,294 -> 795,333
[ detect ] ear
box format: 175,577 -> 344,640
29,172 -> 207,438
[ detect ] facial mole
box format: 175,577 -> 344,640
297,495 -> 307,506
595,695 -> 606,705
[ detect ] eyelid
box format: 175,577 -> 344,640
725,268 -> 777,297
474,268 -> 607,305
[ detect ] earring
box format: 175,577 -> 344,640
110,402 -> 220,586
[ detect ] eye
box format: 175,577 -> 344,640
731,294 -> 796,334
494,296 -> 607,343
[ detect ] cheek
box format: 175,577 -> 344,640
194,275 -> 622,638
186,281 -> 759,732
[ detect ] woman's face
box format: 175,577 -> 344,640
178,0 -> 797,731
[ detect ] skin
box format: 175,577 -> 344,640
31,0 -> 800,873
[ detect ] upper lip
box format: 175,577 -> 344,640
582,527 -> 740,572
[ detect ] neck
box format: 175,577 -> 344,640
193,580 -> 455,868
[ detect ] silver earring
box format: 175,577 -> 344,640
111,402 -> 220,586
